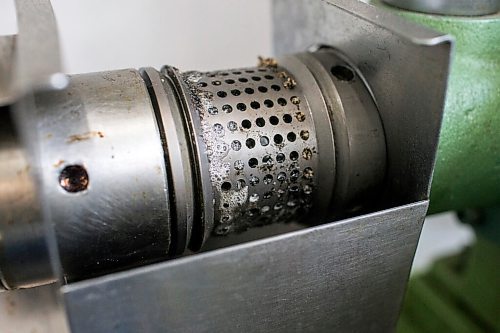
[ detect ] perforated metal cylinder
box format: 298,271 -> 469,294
163,50 -> 386,249
174,65 -> 319,238
0,50 -> 387,288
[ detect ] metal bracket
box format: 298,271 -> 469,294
0,0 -> 67,106
274,0 -> 453,207
63,202 -> 428,333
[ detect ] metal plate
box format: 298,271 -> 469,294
273,0 -> 453,207
62,201 -> 427,333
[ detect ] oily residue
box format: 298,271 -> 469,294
67,131 -> 104,143
53,159 -> 65,168
182,71 -> 251,235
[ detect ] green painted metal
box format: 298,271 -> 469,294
397,234 -> 500,332
373,2 -> 500,214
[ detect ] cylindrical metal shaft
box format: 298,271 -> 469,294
0,50 -> 386,287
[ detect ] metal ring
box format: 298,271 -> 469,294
163,66 -> 215,251
278,55 -> 336,223
300,50 -> 387,216
141,68 -> 195,255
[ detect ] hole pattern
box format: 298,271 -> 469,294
246,138 -> 256,149
181,65 -> 318,235
237,103 -> 247,111
269,116 -> 279,125
264,99 -> 274,108
249,158 -> 258,168
242,119 -> 251,129
250,101 -> 260,109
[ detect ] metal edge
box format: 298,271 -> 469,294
63,200 -> 428,291
277,55 -> 336,223
141,67 -> 194,254
162,67 -> 215,251
326,0 -> 454,45
1,0 -> 68,105
61,200 -> 428,332
273,0 -> 453,204
13,0 -> 68,96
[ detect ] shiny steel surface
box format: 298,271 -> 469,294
141,68 -> 195,254
296,50 -> 386,215
276,55 -> 335,222
35,69 -> 171,282
165,66 -> 215,250
62,201 -> 427,333
382,0 -> 500,16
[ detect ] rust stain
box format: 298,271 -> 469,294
283,77 -> 297,89
277,71 -> 297,89
53,160 -> 65,168
295,112 -> 306,122
291,96 -> 301,110
302,148 -> 313,160
67,131 -> 104,143
257,56 -> 278,69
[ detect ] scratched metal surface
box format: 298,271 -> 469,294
62,202 -> 426,333
34,69 -> 171,281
